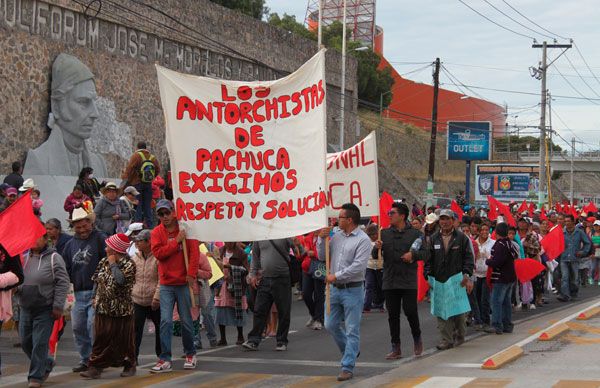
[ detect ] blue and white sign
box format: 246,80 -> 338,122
446,121 -> 492,161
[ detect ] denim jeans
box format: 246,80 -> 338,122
20,306 -> 54,382
560,260 -> 580,298
364,269 -> 385,310
71,290 -> 95,365
196,287 -> 217,347
474,277 -> 491,325
134,182 -> 154,228
324,285 -> 364,373
302,273 -> 325,323
159,285 -> 195,361
491,282 -> 514,332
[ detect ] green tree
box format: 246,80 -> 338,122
210,0 -> 269,20
267,13 -> 316,40
494,135 -> 563,153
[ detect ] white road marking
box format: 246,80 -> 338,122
415,376 -> 476,387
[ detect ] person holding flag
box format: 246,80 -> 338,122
317,203 -> 372,382
150,199 -> 199,373
18,230 -> 70,388
373,202 -> 423,360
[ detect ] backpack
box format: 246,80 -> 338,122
138,151 -> 156,183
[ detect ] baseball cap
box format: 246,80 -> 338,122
439,209 -> 455,218
6,187 -> 18,196
0,183 -> 11,191
125,222 -> 144,236
586,216 -> 596,223
134,229 -> 152,242
124,186 -> 140,196
594,220 -> 600,226
156,199 -> 174,211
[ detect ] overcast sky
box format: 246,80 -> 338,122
267,0 -> 600,152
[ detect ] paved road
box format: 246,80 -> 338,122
1,285 -> 600,387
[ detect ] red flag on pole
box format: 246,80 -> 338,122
48,317 -> 65,358
417,261 -> 429,302
374,191 -> 395,228
540,207 -> 548,221
517,200 -> 528,214
496,200 -> 517,227
541,225 -> 565,261
514,258 -> 546,283
584,201 -> 598,214
528,202 -> 536,217
487,196 -> 498,221
0,191 -> 47,256
571,206 -> 579,220
555,203 -> 562,213
451,200 -> 464,221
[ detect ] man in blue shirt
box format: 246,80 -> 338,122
558,214 -> 591,302
317,203 -> 372,382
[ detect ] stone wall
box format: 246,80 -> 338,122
0,0 -> 358,177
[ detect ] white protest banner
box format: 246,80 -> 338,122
156,50 -> 328,241
326,132 -> 379,217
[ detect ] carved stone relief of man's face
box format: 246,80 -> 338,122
54,79 -> 99,148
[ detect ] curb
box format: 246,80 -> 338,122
576,306 -> 600,320
481,345 -> 524,370
538,323 -> 570,341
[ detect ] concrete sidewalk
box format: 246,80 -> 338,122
355,298 -> 600,388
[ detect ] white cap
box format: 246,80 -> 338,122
594,220 -> 600,226
125,222 -> 144,236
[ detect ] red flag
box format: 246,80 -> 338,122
48,317 -> 65,357
496,200 -> 516,227
541,225 -> 565,261
555,203 -> 562,213
0,191 -> 47,256
528,202 -> 536,217
376,191 -> 395,228
417,261 -> 429,302
571,206 -> 579,220
451,200 -> 464,221
563,203 -> 571,215
540,207 -> 548,221
584,201 -> 598,214
487,196 -> 498,221
517,200 -> 528,214
514,258 -> 546,283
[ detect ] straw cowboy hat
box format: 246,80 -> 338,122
19,178 -> 36,192
69,207 -> 95,223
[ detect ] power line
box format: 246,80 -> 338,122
457,0 -> 535,40
553,64 -> 600,105
562,52 -> 600,99
439,82 -> 600,102
573,42 -> 600,89
481,0 -> 555,40
501,0 -> 569,40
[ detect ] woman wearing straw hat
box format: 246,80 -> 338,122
80,233 -> 136,379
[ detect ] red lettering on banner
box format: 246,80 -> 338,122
250,126 -> 264,146
237,85 -> 252,101
249,201 -> 260,218
286,169 -> 297,190
360,141 -> 374,165
329,182 -> 345,210
254,86 -> 271,99
235,128 -> 249,148
278,95 -> 291,118
239,102 -> 254,123
176,96 -> 196,120
349,181 -> 363,205
179,171 -> 191,193
221,85 -> 235,101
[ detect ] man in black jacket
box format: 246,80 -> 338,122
420,209 -> 474,350
374,202 -> 423,359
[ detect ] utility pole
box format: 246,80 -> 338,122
548,90 -> 553,160
317,0 -> 323,48
426,58 -> 441,207
570,137 -> 575,205
339,0 -> 347,151
532,41 -> 572,206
